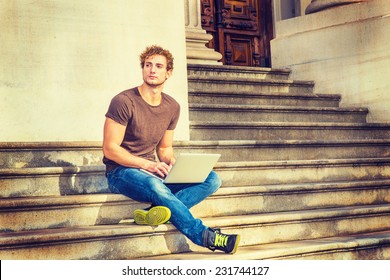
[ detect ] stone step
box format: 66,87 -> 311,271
0,194 -> 146,232
190,121 -> 390,141
0,141 -> 103,169
188,90 -> 341,107
3,138 -> 389,169
216,158 -> 390,187
1,204 -> 389,259
141,230 -> 390,260
187,64 -> 291,81
0,165 -> 107,198
175,139 -> 390,162
188,76 -> 315,94
1,158 -> 390,198
2,179 -> 390,232
195,179 -> 390,218
140,204 -> 390,257
189,104 -> 368,123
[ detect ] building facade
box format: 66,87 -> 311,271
1,0 -> 389,143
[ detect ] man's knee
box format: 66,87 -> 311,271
208,171 -> 222,192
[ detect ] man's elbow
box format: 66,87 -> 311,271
103,143 -> 116,159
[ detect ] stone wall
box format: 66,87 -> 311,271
0,0 -> 189,142
271,0 -> 390,123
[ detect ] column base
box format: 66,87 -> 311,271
305,0 -> 366,14
185,30 -> 222,65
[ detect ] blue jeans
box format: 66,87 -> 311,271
106,166 -> 222,246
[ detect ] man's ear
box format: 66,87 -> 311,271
166,69 -> 173,80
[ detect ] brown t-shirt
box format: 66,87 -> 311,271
103,87 -> 180,172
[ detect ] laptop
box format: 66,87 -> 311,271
140,153 -> 221,183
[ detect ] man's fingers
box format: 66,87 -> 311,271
154,162 -> 170,177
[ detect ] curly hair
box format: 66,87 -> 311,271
139,45 -> 174,71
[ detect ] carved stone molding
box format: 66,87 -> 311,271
305,0 -> 368,14
185,0 -> 222,65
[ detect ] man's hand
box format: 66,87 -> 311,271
145,161 -> 173,178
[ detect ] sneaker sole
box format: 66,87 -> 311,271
230,234 -> 241,254
134,206 -> 171,226
146,206 -> 171,226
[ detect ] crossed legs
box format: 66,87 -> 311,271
106,167 -> 221,246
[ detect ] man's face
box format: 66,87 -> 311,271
142,55 -> 172,88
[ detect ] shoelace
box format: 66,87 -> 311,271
214,232 -> 228,247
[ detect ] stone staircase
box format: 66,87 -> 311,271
1,64 -> 390,259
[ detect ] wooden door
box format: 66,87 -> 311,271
201,0 -> 273,67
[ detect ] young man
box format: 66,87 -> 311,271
102,45 -> 240,254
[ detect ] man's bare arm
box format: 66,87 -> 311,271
157,129 -> 176,166
103,117 -> 171,176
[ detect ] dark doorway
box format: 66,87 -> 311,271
201,0 -> 273,67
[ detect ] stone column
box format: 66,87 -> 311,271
305,0 -> 367,14
184,0 -> 222,65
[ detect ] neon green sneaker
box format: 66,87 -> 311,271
133,206 -> 171,226
203,228 -> 240,254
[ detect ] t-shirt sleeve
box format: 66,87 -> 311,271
105,94 -> 132,126
167,102 -> 180,130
